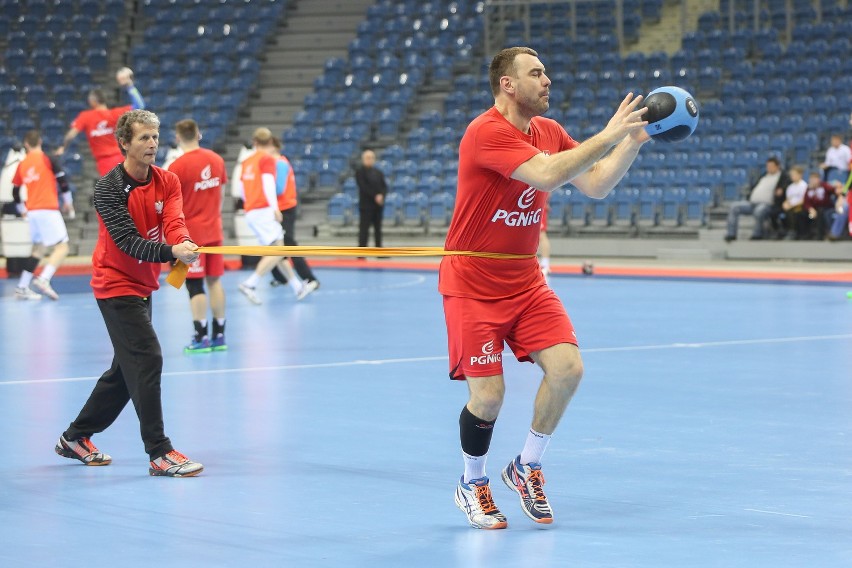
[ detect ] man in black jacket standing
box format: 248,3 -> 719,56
355,149 -> 388,248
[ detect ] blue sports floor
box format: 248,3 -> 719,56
1,265 -> 851,567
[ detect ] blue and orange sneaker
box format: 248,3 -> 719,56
454,476 -> 508,529
55,434 -> 112,466
501,456 -> 553,524
211,334 -> 227,351
184,336 -> 211,354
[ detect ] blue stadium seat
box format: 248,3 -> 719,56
427,191 -> 455,225
402,192 -> 428,225
327,193 -> 354,226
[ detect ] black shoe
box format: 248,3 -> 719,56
724,235 -> 736,242
749,235 -> 763,241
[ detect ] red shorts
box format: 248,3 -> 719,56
443,285 -> 577,380
187,241 -> 224,279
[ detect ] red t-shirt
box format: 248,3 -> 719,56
91,166 -> 190,299
12,150 -> 59,210
71,106 -> 131,161
439,107 -> 578,299
167,147 -> 227,245
240,151 -> 277,212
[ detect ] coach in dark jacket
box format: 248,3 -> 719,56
355,149 -> 388,248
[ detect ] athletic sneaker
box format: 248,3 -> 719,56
184,336 -> 211,354
32,277 -> 59,300
211,334 -> 227,351
238,282 -> 262,305
149,450 -> 203,477
296,279 -> 319,301
501,456 -> 553,524
454,476 -> 508,530
55,434 -> 112,466
15,287 -> 42,301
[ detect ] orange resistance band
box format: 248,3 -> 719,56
166,245 -> 535,288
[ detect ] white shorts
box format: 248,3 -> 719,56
245,207 -> 283,246
27,209 -> 69,247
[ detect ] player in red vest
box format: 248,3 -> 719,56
11,130 -> 74,300
443,47 -> 650,529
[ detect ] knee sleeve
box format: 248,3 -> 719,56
459,406 -> 496,457
186,278 -> 205,298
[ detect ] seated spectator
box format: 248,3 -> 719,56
819,134 -> 851,184
797,171 -> 836,240
778,165 -> 807,240
827,172 -> 850,241
724,156 -> 790,242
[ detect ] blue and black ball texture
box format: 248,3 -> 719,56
642,86 -> 699,142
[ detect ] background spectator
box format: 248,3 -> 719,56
724,157 -> 790,242
819,134 -> 851,184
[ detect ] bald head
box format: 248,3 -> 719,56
361,149 -> 376,168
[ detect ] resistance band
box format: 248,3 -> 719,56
166,245 -> 534,288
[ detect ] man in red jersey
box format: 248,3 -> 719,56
167,118 -> 229,353
11,130 -> 74,301
57,67 -> 145,176
236,127 -> 307,305
55,109 -> 204,478
444,47 -> 649,529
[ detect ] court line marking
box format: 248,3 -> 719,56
2,333 -> 851,386
743,508 -> 811,519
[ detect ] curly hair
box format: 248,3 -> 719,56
114,109 -> 160,156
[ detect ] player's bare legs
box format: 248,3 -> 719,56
529,342 -> 583,434
502,342 -> 583,524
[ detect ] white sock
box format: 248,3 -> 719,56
244,272 -> 260,288
216,318 -> 225,327
519,428 -> 551,465
18,270 -> 34,288
462,451 -> 488,483
288,278 -> 303,294
41,264 -> 57,282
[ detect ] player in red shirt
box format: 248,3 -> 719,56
167,118 -> 229,353
57,67 -> 145,176
55,109 -> 204,478
444,47 -> 650,529
11,130 -> 74,301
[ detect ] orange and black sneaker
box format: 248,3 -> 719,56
55,435 -> 112,466
149,450 -> 203,477
501,456 -> 554,524
454,476 -> 508,529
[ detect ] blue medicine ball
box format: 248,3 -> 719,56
642,86 -> 699,142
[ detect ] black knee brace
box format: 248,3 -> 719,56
186,278 -> 205,298
459,406 -> 496,457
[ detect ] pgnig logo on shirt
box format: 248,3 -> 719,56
470,340 -> 502,366
490,186 -> 542,227
194,164 -> 221,191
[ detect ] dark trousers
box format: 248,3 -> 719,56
282,207 -> 316,281
271,207 -> 317,284
64,296 -> 172,459
358,204 -> 384,247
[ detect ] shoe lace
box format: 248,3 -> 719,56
165,450 -> 189,464
528,469 -> 547,501
474,484 -> 499,514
